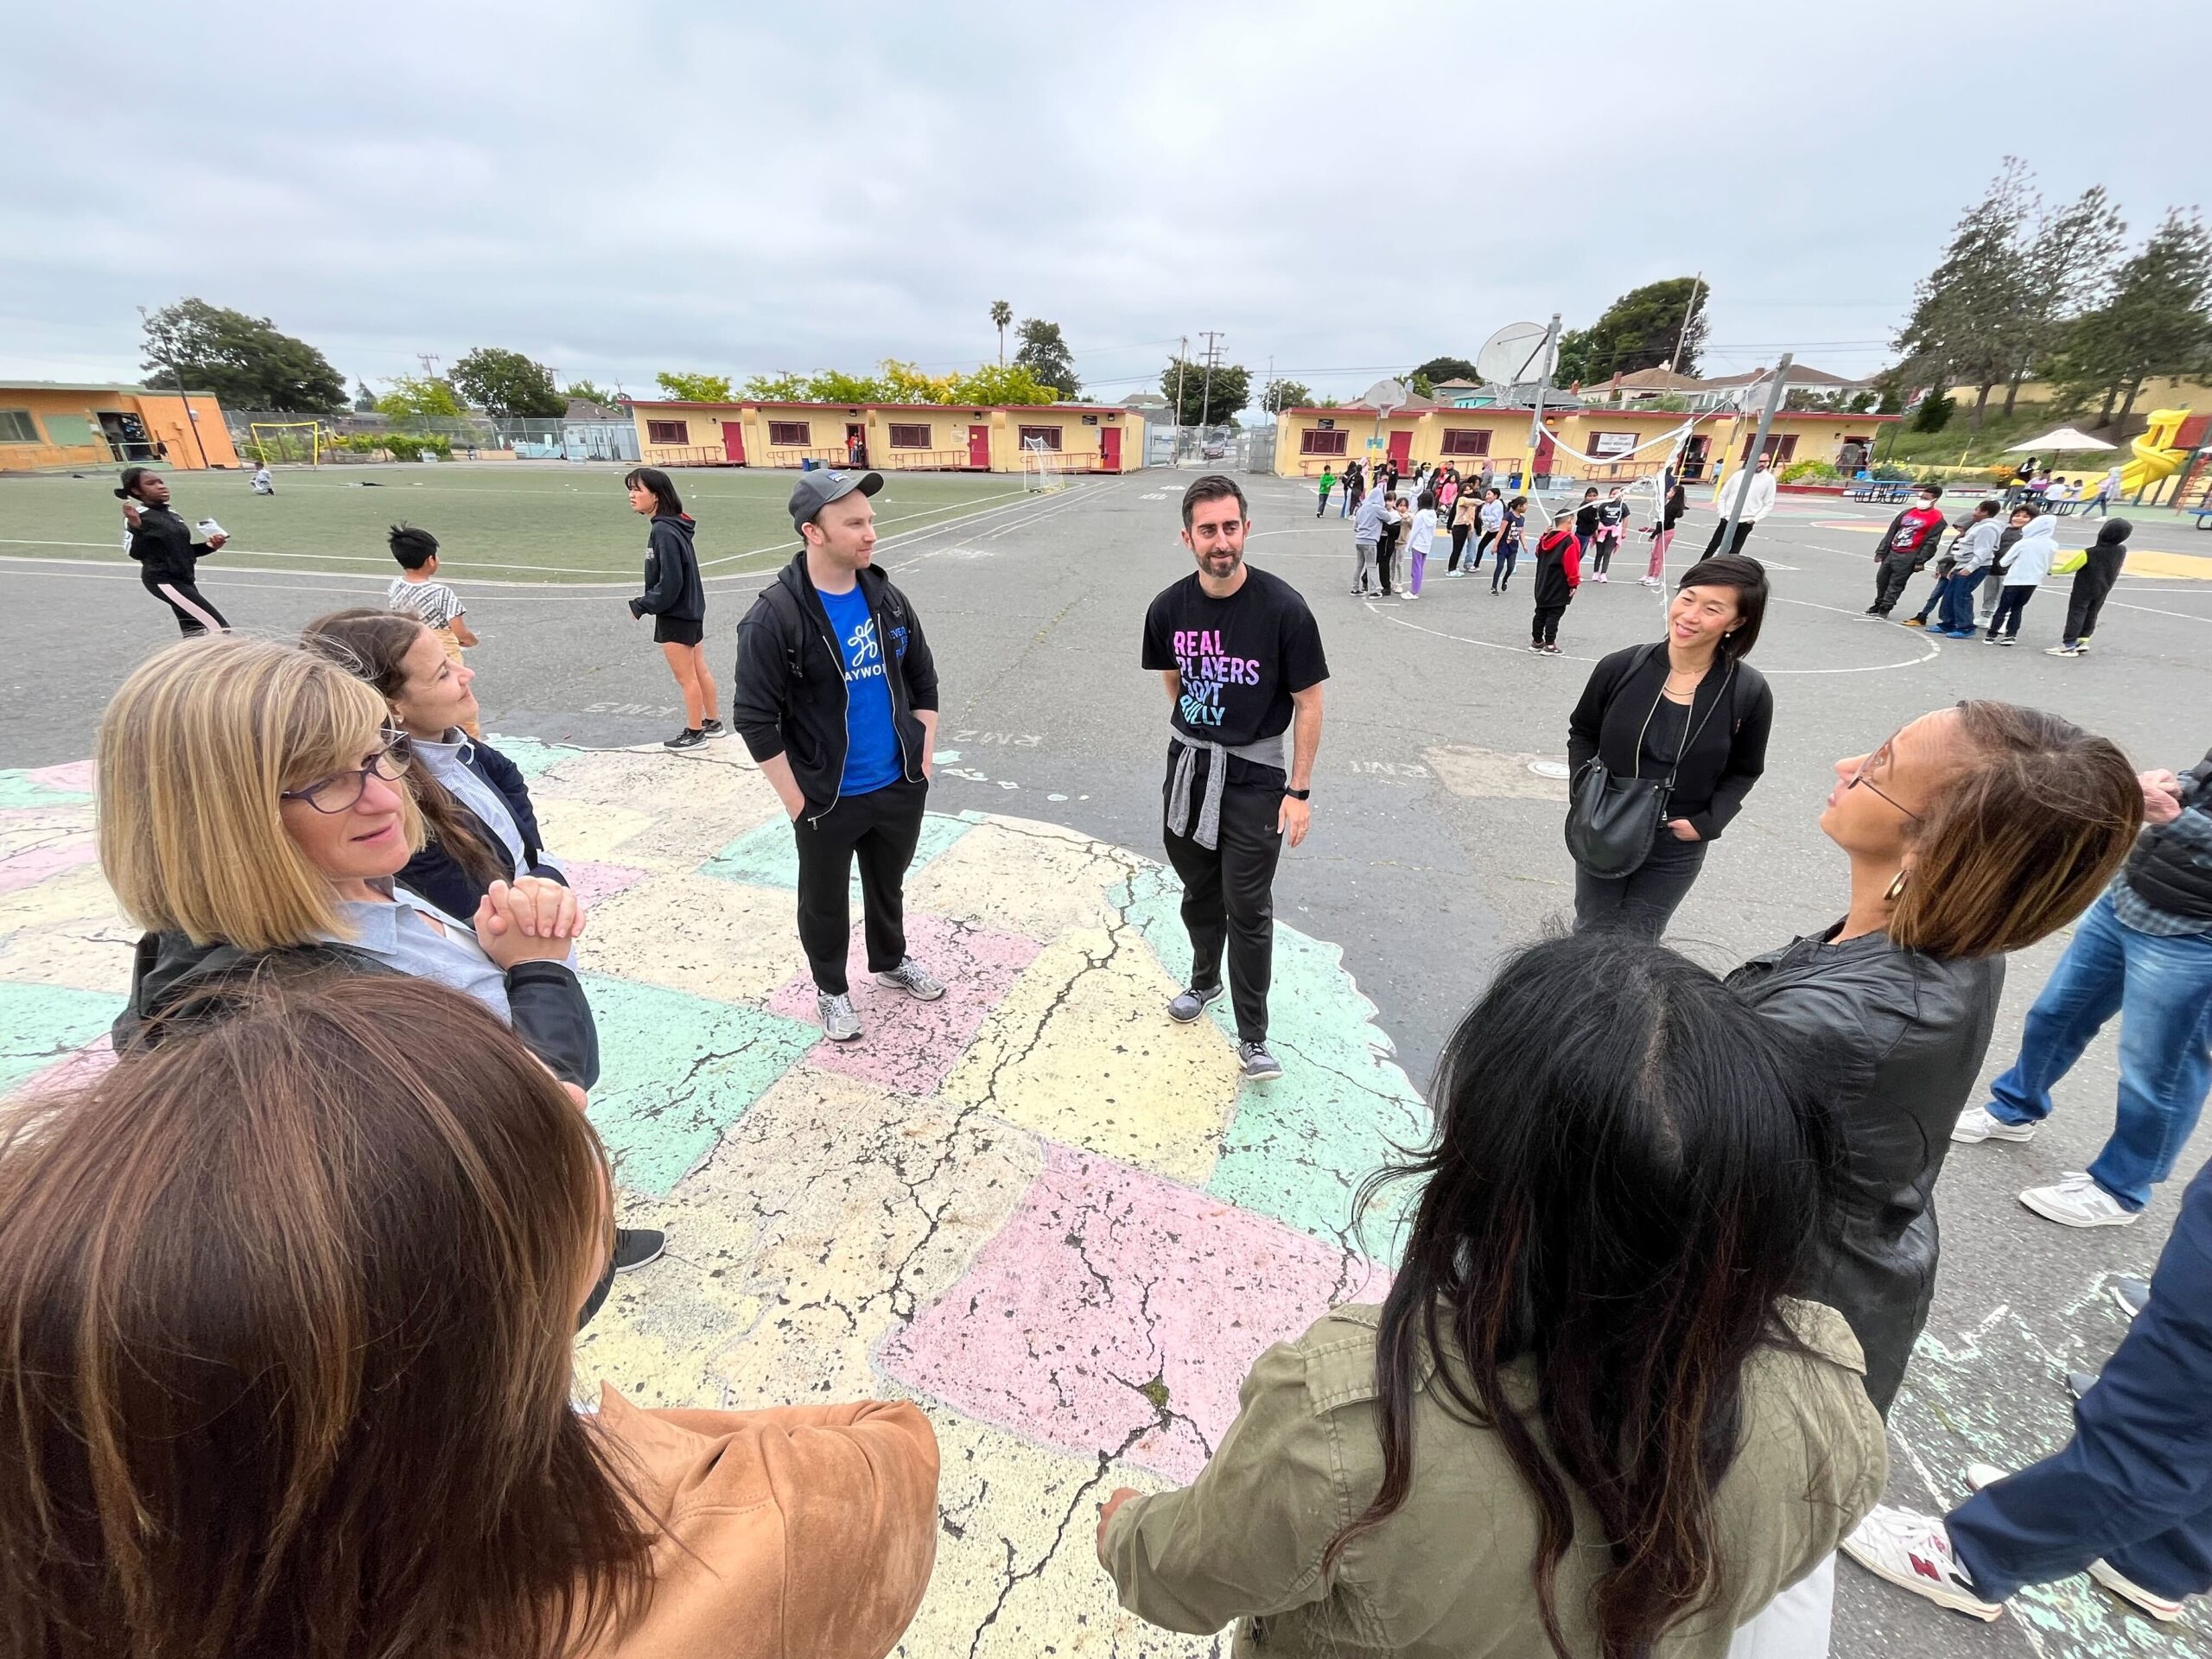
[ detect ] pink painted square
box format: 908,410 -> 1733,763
26,761 -> 96,793
0,838 -> 98,897
877,1141 -> 1390,1484
766,912 -> 1038,1096
563,860 -> 650,909
15,1035 -> 118,1097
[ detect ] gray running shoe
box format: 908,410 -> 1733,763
874,957 -> 945,1001
1167,984 -> 1223,1023
817,991 -> 862,1041
1238,1040 -> 1284,1081
2066,1370 -> 2100,1401
2111,1275 -> 2150,1319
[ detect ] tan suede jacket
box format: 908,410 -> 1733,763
1102,1300 -> 1885,1658
579,1389 -> 939,1659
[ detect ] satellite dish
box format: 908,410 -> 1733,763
1362,377 -> 1408,414
1476,322 -> 1552,387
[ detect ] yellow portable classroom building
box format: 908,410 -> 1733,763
0,383 -> 238,474
627,400 -> 1145,474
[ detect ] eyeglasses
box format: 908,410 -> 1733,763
281,736 -> 410,815
1847,734 -> 1922,823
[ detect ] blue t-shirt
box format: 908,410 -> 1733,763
817,582 -> 902,794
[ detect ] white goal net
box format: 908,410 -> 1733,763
1021,436 -> 1064,493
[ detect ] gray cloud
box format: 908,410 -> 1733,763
6,1 -> 2209,404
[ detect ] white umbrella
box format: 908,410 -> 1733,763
2004,426 -> 2117,454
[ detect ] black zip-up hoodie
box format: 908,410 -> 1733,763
126,504 -> 213,586
627,512 -> 705,622
731,550 -> 939,820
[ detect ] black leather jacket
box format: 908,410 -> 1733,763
1727,924 -> 2005,1415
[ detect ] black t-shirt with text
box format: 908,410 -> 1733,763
1141,566 -> 1329,758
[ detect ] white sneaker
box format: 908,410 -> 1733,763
1952,1106 -> 2037,1145
874,957 -> 946,1001
2019,1174 -> 2138,1228
1841,1505 -> 2003,1620
2088,1558 -> 2187,1621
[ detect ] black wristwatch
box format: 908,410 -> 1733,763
1285,786 -> 1311,801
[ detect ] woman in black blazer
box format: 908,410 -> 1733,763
1566,555 -> 1774,936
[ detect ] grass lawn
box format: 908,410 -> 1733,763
0,462 -> 1038,584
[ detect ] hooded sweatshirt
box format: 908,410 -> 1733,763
2086,516 -> 2133,566
628,512 -> 705,623
1997,514 -> 2059,588
1715,466 -> 1779,524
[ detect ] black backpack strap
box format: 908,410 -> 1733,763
758,579 -> 810,682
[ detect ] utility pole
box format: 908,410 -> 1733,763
1715,353 -> 1793,551
136,303 -> 210,469
1173,335 -> 1187,462
1666,272 -> 1704,376
1197,330 -> 1224,435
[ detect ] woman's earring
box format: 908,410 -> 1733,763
1884,869 -> 1910,903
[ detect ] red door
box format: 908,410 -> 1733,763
721,421 -> 745,464
1386,429 -> 1412,468
1100,425 -> 1122,471
1533,432 -> 1557,477
968,424 -> 990,469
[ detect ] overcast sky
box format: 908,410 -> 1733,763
6,1 -> 2209,409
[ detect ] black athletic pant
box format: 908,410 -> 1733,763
1162,760 -> 1284,1046
2063,547 -> 2126,645
1591,537 -> 1614,575
1376,540 -> 1396,594
1491,545 -> 1518,591
791,776 -> 927,995
1472,528 -> 1499,569
1447,523 -> 1471,570
142,575 -> 230,636
1531,601 -> 1566,645
1987,583 -> 2036,639
1872,553 -> 1919,614
1702,519 -> 1757,559
1573,826 -> 1708,938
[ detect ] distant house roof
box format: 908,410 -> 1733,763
1433,377 -> 1482,389
1608,367 -> 1703,392
563,397 -> 626,421
1694,364 -> 1870,391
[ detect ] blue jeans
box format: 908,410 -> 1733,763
1938,567 -> 1987,632
1338,488 -> 1351,518
1986,890 -> 2212,1210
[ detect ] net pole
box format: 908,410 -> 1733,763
1715,353 -> 1794,550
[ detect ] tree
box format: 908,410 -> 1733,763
1260,378 -> 1315,414
2048,209 -> 2212,427
1160,357 -> 1252,426
656,370 -> 733,402
562,378 -> 622,409
1412,355 -> 1479,385
1892,158 -> 2036,428
989,300 -> 1013,365
880,359 -> 957,404
449,347 -> 566,418
1013,318 -> 1080,398
353,380 -> 378,412
374,375 -> 466,422
740,372 -> 809,401
139,297 -> 346,412
944,363 -> 1059,406
2001,185 -> 2125,415
1552,278 -> 1711,387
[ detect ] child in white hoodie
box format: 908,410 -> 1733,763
1985,510 -> 2058,645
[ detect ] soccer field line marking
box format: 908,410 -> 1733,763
258,474 -> 1027,509
0,537 -> 632,579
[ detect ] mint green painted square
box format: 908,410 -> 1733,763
0,772 -> 92,809
0,982 -> 124,1093
1115,865 -> 1424,1260
698,808 -> 981,892
577,972 -> 818,1195
41,413 -> 97,448
478,734 -> 570,779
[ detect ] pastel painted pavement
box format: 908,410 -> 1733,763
0,742 -> 1424,1656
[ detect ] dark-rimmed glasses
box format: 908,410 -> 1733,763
1847,734 -> 1922,823
280,736 -> 410,815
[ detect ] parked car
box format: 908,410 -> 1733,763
1200,440 -> 1227,461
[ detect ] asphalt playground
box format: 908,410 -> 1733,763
3,462 -> 2209,1656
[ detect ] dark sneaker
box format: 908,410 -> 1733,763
613,1227 -> 665,1273
874,957 -> 945,1001
700,716 -> 729,738
817,991 -> 861,1041
664,727 -> 706,750
1997,636 -> 2017,647
1237,1040 -> 1284,1081
1167,984 -> 1222,1023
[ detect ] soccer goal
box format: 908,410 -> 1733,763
1020,436 -> 1064,493
248,421 -> 323,466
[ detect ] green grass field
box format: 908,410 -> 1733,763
0,462 -> 1039,584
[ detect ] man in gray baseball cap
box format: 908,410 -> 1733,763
731,467 -> 943,1043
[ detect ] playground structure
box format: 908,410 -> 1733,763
2120,408 -> 2196,496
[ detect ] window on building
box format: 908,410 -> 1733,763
1439,428 -> 1491,456
1299,429 -> 1349,455
0,410 -> 38,443
887,423 -> 931,449
1016,424 -> 1063,450
768,421 -> 811,447
645,419 -> 689,444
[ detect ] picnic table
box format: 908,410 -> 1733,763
1846,479 -> 1915,504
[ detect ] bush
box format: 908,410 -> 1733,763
1910,392 -> 1955,433
381,433 -> 454,461
1779,460 -> 1840,485
1870,462 -> 1912,480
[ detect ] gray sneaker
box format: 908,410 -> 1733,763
1237,1040 -> 1284,1081
2066,1369 -> 2100,1401
2111,1274 -> 2150,1319
874,957 -> 945,1001
1167,984 -> 1223,1023
817,991 -> 862,1041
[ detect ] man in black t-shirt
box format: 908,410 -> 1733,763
1141,475 -> 1329,1080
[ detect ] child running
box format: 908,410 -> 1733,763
386,524 -> 481,739
1592,486 -> 1627,582
1491,495 -> 1527,594
1470,486 -> 1504,573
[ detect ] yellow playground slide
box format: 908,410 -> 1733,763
2120,408 -> 2193,495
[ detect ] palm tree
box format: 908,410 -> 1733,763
990,300 -> 1013,365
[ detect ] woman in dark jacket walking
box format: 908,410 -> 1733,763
1566,554 -> 1773,936
118,466 -> 230,634
624,467 -> 718,750
1727,702 -> 2140,1416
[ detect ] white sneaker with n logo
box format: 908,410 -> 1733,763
1841,1505 -> 2002,1620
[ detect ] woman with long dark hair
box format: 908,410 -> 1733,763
1099,932 -> 1886,1659
1567,554 -> 1773,938
624,466 -> 718,750
0,975 -> 940,1659
118,465 -> 231,634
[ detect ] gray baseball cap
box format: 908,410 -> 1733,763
787,467 -> 883,531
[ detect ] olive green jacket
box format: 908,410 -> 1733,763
1102,1300 -> 1885,1658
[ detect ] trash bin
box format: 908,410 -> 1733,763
800,457 -> 817,472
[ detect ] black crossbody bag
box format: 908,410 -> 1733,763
1565,660 -> 1733,879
